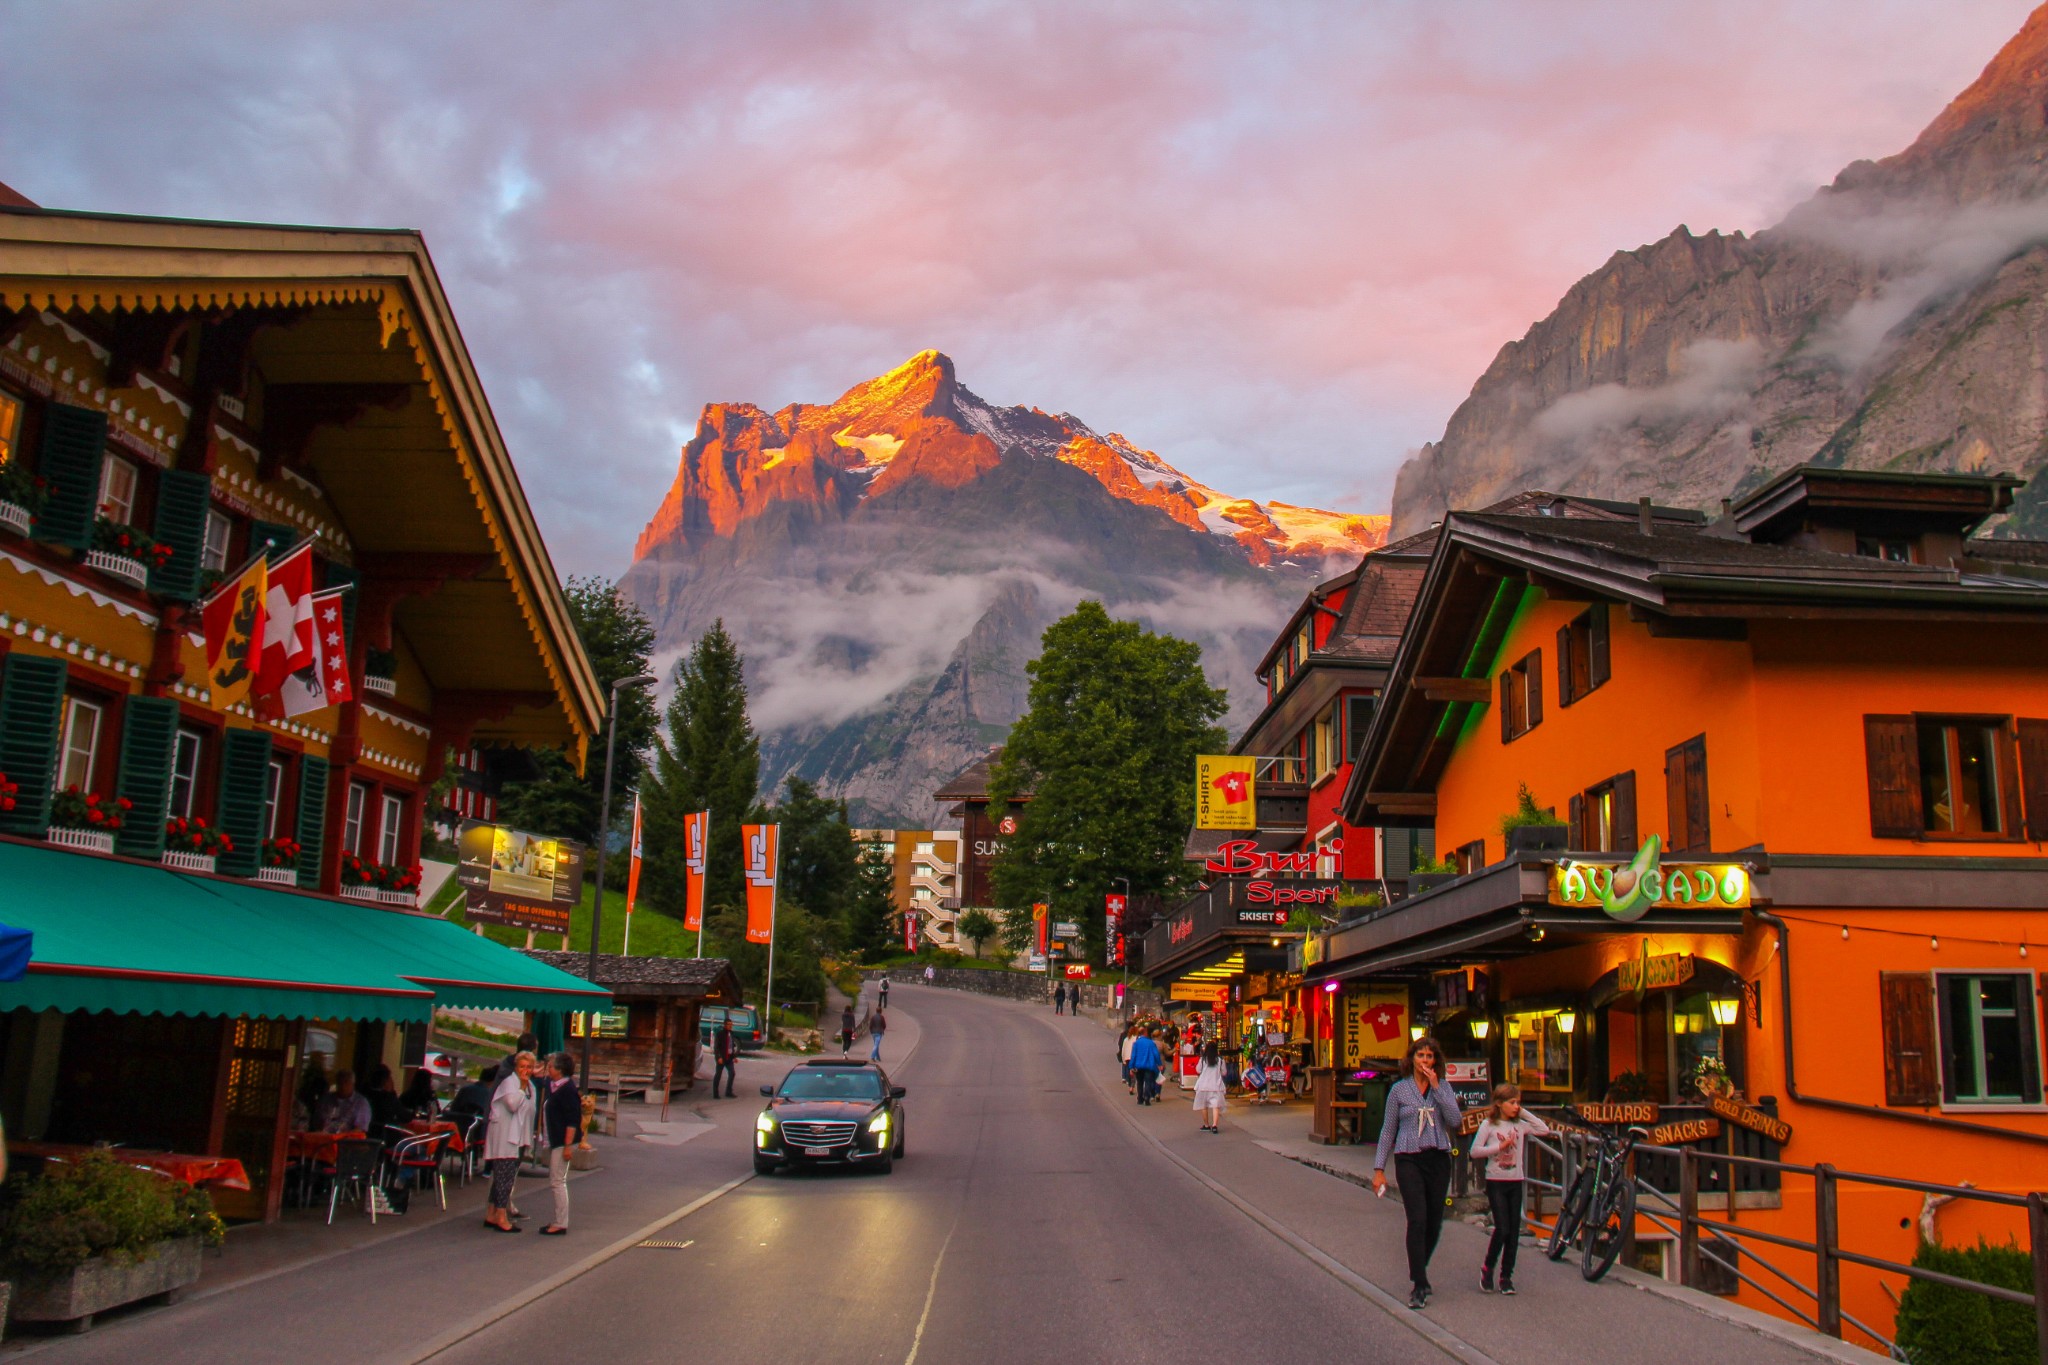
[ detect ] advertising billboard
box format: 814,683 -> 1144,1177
456,820 -> 587,934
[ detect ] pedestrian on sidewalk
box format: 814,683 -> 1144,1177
1371,1034 -> 1463,1310
880,976 -> 891,1007
870,1007 -> 888,1060
1128,1028 -> 1162,1106
1193,1041 -> 1226,1132
924,964 -> 935,985
840,1004 -> 857,1057
712,1018 -> 738,1098
1054,982 -> 1067,1015
1470,1083 -> 1549,1294
484,1050 -> 537,1233
539,1052 -> 581,1236
1119,1024 -> 1137,1092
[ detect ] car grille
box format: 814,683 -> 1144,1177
780,1120 -> 858,1148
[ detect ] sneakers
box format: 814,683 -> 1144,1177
1480,1265 -> 1495,1293
1406,1288 -> 1426,1310
1500,1277 -> 1517,1296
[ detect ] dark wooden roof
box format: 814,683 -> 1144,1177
935,747 -> 1032,803
520,951 -> 742,1002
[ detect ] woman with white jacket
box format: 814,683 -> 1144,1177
484,1050 -> 537,1233
1192,1041 -> 1227,1132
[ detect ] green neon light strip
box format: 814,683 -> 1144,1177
1431,578 -> 1525,740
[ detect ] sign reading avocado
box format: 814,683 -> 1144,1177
1548,837 -> 1751,922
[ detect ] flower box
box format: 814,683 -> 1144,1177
0,498 -> 30,537
48,826 -> 116,856
255,866 -> 299,887
9,1237 -> 202,1332
161,850 -> 216,874
339,883 -> 381,903
83,549 -> 150,590
375,887 -> 416,908
362,674 -> 396,698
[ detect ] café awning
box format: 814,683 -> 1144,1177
0,841 -> 607,1022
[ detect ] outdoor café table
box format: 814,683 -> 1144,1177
405,1118 -> 464,1151
286,1130 -> 367,1165
7,1140 -> 252,1190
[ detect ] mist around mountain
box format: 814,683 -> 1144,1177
621,351 -> 1381,824
1391,2 -> 2048,540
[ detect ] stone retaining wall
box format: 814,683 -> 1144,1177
859,966 -> 1161,1019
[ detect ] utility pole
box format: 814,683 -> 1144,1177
580,672 -> 657,1091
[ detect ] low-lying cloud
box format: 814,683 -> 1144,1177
1532,337 -> 1765,442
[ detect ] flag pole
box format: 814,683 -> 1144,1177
696,809 -> 709,959
762,824 -> 778,1039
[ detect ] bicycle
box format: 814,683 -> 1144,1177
1542,1109 -> 1647,1282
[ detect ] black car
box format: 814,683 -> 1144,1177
754,1059 -> 906,1175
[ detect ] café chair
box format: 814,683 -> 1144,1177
389,1131 -> 447,1211
326,1139 -> 385,1225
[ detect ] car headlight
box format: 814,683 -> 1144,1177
867,1112 -> 891,1134
756,1112 -> 777,1134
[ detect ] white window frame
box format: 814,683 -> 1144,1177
201,508 -> 234,573
98,454 -> 138,525
1936,970 -> 2044,1108
379,792 -> 404,865
263,759 -> 286,839
169,727 -> 204,819
56,695 -> 104,792
343,781 -> 369,855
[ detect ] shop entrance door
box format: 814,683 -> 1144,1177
215,1017 -> 297,1221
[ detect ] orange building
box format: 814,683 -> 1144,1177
1328,468 -> 2048,1350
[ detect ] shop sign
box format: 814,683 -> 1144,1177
1171,982 -> 1228,1004
1446,1060 -> 1491,1119
1577,1101 -> 1660,1126
1707,1095 -> 1792,1145
1169,914 -> 1196,946
1617,951 -> 1696,994
457,820 -> 586,933
1341,989 -> 1408,1067
1549,836 -> 1751,922
1649,1118 -> 1721,1146
1064,964 -> 1092,980
1053,921 -> 1081,939
1240,882 -> 1338,906
1027,953 -> 1047,972
1205,837 -> 1341,875
1196,755 -> 1257,830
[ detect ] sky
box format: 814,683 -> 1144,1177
3,0 -> 2034,578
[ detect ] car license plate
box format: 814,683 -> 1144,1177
803,1146 -> 831,1157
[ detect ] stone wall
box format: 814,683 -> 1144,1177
860,966 -> 1160,1019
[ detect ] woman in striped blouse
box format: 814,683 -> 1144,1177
1372,1034 -> 1465,1309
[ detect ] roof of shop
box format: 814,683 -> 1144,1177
522,951 -> 741,1001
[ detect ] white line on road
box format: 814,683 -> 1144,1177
901,1210 -> 959,1365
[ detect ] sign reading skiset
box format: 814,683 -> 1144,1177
457,820 -> 586,934
1195,755 -> 1257,830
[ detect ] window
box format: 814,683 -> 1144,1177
201,509 -> 234,573
1498,650 -> 1542,742
263,759 -> 286,839
56,695 -> 103,792
379,793 -> 405,865
1556,604 -> 1610,706
0,388 -> 21,467
914,842 -> 934,857
1345,694 -> 1377,761
1864,715 -> 2024,840
98,455 -> 138,525
1664,735 -> 1710,854
169,728 -> 204,819
1313,704 -> 1337,780
1856,536 -> 1916,563
343,781 -> 369,855
1570,772 -> 1637,853
1505,1011 -> 1574,1093
1939,973 -> 2041,1105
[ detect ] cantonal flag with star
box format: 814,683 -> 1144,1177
278,587 -> 352,717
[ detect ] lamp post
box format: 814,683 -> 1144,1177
579,672 -> 658,1090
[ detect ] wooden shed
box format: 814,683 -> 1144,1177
521,953 -> 741,1097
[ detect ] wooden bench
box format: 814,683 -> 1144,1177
1328,1100 -> 1372,1145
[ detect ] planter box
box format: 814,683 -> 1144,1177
569,1145 -> 600,1171
161,850 -> 216,874
83,550 -> 150,590
0,499 -> 31,537
254,866 -> 298,886
10,1238 -> 201,1332
47,826 -> 116,856
362,674 -> 396,698
376,887 -> 416,907
1506,824 -> 1569,857
339,883 -> 381,902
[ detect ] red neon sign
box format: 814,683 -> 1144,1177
1205,838 -> 1343,876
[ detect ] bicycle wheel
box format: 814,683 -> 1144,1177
1545,1168 -> 1594,1261
1581,1173 -> 1634,1281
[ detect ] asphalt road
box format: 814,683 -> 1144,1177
432,986 -> 1445,1365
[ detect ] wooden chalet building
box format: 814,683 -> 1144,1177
0,196 -> 610,1219
523,952 -> 741,1097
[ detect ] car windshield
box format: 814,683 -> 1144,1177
779,1068 -> 884,1101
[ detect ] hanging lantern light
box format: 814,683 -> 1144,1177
1471,1017 -> 1492,1040
1556,1009 -> 1578,1035
1710,996 -> 1740,1027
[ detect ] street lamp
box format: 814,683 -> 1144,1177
580,672 -> 658,1090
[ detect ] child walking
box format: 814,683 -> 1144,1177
1469,1083 -> 1551,1295
1192,1041 -> 1226,1132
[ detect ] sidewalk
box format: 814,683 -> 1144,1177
1036,999 -> 1884,1365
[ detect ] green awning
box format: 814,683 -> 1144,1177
0,841 -> 608,1022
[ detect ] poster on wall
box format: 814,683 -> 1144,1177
1341,989 -> 1409,1068
1194,755 -> 1257,830
456,820 -> 586,933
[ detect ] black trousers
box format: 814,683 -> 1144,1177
1485,1178 -> 1525,1277
1395,1148 -> 1452,1290
713,1058 -> 736,1097
1132,1067 -> 1157,1104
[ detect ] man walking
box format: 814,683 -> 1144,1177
711,1018 -> 738,1099
870,1007 -> 888,1061
1054,982 -> 1067,1015
879,976 -> 891,1008
840,1004 -> 857,1058
1128,1029 -> 1162,1106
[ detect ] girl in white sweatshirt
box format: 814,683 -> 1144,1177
1468,1084 -> 1551,1295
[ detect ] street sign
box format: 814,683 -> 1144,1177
1027,953 -> 1047,972
1053,921 -> 1080,939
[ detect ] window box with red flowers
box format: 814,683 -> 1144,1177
47,788 -> 130,856
340,854 -> 422,906
84,516 -> 173,591
256,837 -> 302,886
161,816 -> 232,874
0,460 -> 48,538
0,772 -> 18,817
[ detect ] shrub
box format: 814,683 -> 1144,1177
1410,852 -> 1457,876
0,1152 -> 226,1278
1894,1237 -> 2036,1365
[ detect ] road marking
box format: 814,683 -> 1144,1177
635,1239 -> 695,1249
902,1204 -> 960,1365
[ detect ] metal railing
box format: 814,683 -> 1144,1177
1517,1128 -> 2048,1360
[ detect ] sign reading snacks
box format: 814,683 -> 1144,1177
1195,755 -> 1257,830
1708,1094 -> 1793,1145
1550,837 -> 1751,922
457,820 -> 586,934
1649,1118 -> 1721,1145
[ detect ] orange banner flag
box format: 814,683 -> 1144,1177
684,810 -> 709,932
625,796 -> 644,917
743,822 -> 778,945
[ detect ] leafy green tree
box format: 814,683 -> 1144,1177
956,908 -> 998,958
989,601 -> 1228,963
704,901 -> 828,1019
640,620 -> 760,920
495,577 -> 659,850
772,776 -> 859,923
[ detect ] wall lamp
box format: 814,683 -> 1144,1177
1709,995 -> 1741,1027
1556,1009 -> 1578,1035
1470,1018 -> 1492,1040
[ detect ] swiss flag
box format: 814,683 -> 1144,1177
255,542 -> 316,708
1211,769 -> 1250,804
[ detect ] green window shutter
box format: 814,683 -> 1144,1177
324,562 -> 359,654
295,754 -> 330,888
214,727 -> 273,876
33,403 -> 109,550
0,654 -> 68,835
251,520 -> 298,563
149,469 -> 213,600
113,694 -> 181,859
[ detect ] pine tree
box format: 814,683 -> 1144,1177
639,620 -> 760,919
845,842 -> 898,960
772,776 -> 859,922
989,601 -> 1228,963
